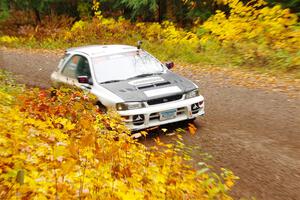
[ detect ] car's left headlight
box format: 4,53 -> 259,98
116,102 -> 145,111
185,89 -> 199,99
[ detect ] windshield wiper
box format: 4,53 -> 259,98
127,72 -> 162,80
99,80 -> 123,84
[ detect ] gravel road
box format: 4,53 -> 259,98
1,48 -> 300,200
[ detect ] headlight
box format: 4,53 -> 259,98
116,102 -> 145,111
185,89 -> 199,99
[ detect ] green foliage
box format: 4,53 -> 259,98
0,0 -> 9,21
121,0 -> 158,20
1,0 -> 300,24
1,0 -> 80,24
266,0 -> 300,16
0,70 -> 237,199
77,0 -> 93,19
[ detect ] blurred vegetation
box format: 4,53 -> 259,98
0,0 -> 299,75
0,70 -> 238,199
1,0 -> 300,23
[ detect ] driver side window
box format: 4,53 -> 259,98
62,55 -> 91,79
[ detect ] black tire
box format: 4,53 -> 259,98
96,102 -> 107,113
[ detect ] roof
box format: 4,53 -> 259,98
67,45 -> 138,57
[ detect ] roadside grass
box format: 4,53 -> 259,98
2,35 -> 299,80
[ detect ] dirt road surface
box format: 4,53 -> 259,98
1,48 -> 300,199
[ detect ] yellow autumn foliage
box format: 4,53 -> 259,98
0,71 -> 237,199
0,0 -> 299,71
202,0 -> 299,50
0,35 -> 19,44
200,0 -> 300,69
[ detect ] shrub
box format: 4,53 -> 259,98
200,0 -> 300,70
0,35 -> 19,44
0,71 -> 237,199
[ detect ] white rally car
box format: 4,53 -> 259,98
51,44 -> 204,131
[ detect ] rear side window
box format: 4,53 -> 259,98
62,55 -> 91,79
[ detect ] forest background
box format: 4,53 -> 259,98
0,0 -> 300,76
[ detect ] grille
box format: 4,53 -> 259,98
147,94 -> 182,105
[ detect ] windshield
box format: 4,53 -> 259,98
92,51 -> 164,83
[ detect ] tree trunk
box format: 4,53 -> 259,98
158,0 -> 167,23
158,0 -> 162,23
33,8 -> 41,25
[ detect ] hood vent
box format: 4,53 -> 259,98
137,81 -> 171,90
137,85 -> 154,90
155,81 -> 170,87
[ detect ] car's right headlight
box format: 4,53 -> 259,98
116,102 -> 145,111
185,89 -> 199,99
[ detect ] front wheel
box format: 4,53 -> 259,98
96,102 -> 107,113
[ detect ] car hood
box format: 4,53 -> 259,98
99,71 -> 197,102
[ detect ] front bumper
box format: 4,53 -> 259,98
118,95 -> 204,131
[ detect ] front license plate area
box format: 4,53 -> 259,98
160,109 -> 177,121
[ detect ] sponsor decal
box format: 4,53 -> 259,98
135,115 -> 143,121
192,104 -> 199,110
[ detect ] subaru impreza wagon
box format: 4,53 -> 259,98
51,44 -> 204,131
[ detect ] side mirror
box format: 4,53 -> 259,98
165,62 -> 174,69
77,76 -> 93,85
